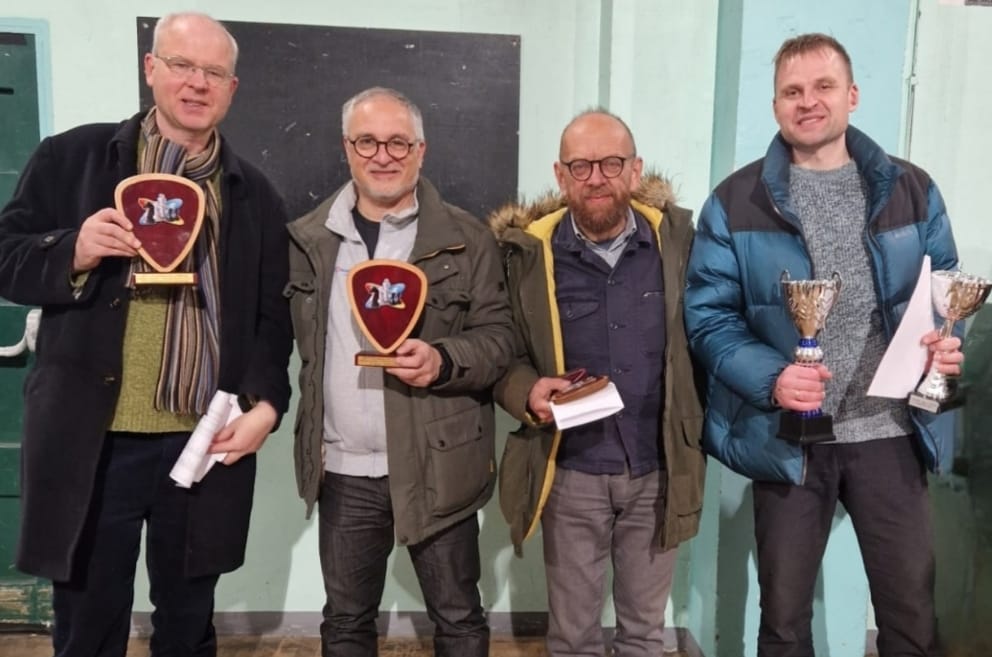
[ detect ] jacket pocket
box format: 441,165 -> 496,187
284,278 -> 317,363
498,424 -> 539,545
424,404 -> 492,517
558,298 -> 600,358
421,288 -> 471,338
668,414 -> 705,517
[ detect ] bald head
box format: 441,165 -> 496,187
559,110 -> 636,162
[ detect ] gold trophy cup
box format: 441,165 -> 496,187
777,271 -> 842,444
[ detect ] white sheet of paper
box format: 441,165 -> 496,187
169,390 -> 242,488
549,381 -> 625,430
867,256 -> 934,398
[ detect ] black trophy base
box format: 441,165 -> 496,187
354,351 -> 399,368
777,412 -> 836,445
907,391 -> 964,415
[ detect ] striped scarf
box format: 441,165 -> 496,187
134,108 -> 222,416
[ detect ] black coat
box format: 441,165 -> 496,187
0,112 -> 292,581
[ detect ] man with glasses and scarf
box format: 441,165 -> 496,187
0,12 -> 291,657
490,109 -> 706,657
286,86 -> 515,657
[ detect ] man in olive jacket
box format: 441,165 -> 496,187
286,87 -> 515,657
491,110 -> 706,657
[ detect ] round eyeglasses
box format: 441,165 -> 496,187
155,54 -> 234,87
560,156 -> 631,181
347,136 -> 419,160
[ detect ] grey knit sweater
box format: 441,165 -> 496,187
789,161 -> 913,443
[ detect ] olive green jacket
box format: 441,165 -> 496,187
287,177 -> 515,546
490,175 -> 707,554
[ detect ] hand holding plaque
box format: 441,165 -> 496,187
347,259 -> 428,367
115,174 -> 205,285
777,271 -> 842,445
908,270 -> 991,413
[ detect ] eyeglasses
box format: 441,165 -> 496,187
347,136 -> 419,160
155,54 -> 234,87
560,156 -> 631,181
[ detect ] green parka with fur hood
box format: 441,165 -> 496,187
490,174 -> 707,554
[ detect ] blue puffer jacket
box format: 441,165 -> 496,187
684,127 -> 959,484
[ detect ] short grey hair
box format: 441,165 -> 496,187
152,12 -> 239,72
341,87 -> 425,141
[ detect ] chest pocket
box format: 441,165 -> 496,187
558,298 -> 601,365
421,288 -> 471,338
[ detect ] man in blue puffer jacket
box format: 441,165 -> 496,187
685,33 -> 964,657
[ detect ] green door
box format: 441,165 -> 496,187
0,28 -> 51,627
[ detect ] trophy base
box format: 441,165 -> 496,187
777,413 -> 836,445
131,272 -> 198,285
907,391 -> 964,414
355,351 -> 399,368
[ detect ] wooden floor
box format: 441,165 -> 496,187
1,634 -> 552,657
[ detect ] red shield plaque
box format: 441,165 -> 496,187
115,173 -> 205,284
347,259 -> 428,367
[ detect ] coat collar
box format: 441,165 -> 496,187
761,125 -> 903,222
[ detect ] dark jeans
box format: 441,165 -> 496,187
753,435 -> 938,657
52,432 -> 219,657
317,471 -> 489,657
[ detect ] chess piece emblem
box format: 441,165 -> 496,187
346,259 -> 428,367
115,173 -> 205,285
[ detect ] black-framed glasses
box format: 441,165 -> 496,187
347,136 -> 419,160
560,156 -> 631,181
155,54 -> 234,87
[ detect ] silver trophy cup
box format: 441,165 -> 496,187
777,271 -> 842,444
908,270 -> 991,413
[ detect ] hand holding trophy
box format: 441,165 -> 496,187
908,270 -> 991,413
347,259 -> 428,367
777,271 -> 842,444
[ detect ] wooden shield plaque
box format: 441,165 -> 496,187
115,173 -> 205,285
347,259 -> 428,367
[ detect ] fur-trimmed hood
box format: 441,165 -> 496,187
488,171 -> 676,238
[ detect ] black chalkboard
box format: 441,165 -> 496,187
136,18 -> 520,221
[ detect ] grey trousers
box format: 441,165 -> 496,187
541,467 -> 677,657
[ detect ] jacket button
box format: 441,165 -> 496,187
438,439 -> 446,448
109,297 -> 122,309
398,536 -> 408,545
103,375 -> 117,385
42,234 -> 55,244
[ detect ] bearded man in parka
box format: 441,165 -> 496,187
490,110 -> 706,657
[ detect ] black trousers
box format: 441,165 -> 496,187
317,471 -> 489,657
52,432 -> 219,657
753,435 -> 938,657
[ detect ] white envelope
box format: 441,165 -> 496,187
549,382 -> 625,430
